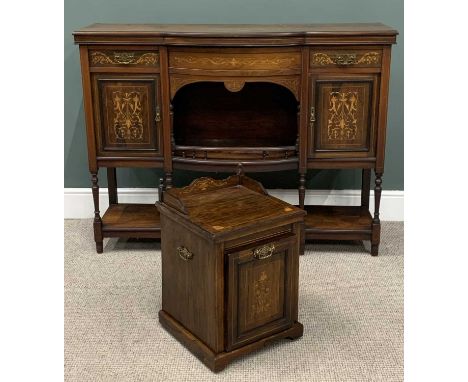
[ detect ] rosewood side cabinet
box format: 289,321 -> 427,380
157,174 -> 305,371
73,23 -> 398,255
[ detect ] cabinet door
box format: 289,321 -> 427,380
92,74 -> 162,156
309,75 -> 379,159
226,237 -> 296,351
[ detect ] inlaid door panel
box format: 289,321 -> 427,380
226,237 -> 295,351
92,74 -> 162,156
308,75 -> 379,159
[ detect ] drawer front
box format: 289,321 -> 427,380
309,75 -> 379,158
89,49 -> 159,68
224,225 -> 293,252
92,74 -> 162,155
226,237 -> 296,351
169,49 -> 301,74
310,49 -> 382,68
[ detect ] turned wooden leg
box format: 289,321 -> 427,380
298,172 -> 305,209
361,168 -> 371,210
165,171 -> 173,190
158,177 -> 164,203
106,167 -> 118,205
91,171 -> 103,254
371,172 -> 383,256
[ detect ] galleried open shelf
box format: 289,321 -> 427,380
171,82 -> 299,167
173,82 -> 298,147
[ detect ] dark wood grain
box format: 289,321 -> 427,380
74,23 -> 398,38
74,24 -> 397,254
91,172 -> 103,253
172,82 -> 298,148
102,203 -> 161,236
159,310 -> 303,373
106,167 -> 118,205
360,168 -> 371,210
163,179 -> 304,236
304,205 -> 372,230
157,176 -> 304,371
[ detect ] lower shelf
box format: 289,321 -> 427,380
99,204 -> 373,242
102,203 -> 161,238
304,205 -> 373,241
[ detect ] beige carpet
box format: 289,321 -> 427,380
65,220 -> 403,382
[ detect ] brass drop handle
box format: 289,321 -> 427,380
253,243 -> 275,260
155,106 -> 161,122
113,52 -> 135,64
310,106 -> 315,129
335,53 -> 357,65
177,246 -> 194,261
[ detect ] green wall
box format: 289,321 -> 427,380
65,0 -> 403,190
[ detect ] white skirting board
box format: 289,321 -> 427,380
64,188 -> 404,221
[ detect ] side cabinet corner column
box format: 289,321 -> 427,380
159,46 -> 173,190
298,47 -> 310,209
91,171 -> 103,253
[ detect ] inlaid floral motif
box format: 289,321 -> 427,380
252,271 -> 272,316
327,91 -> 359,141
91,51 -> 159,66
112,91 -> 144,140
171,55 -> 300,68
312,52 -> 380,66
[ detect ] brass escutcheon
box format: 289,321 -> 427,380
155,105 -> 161,122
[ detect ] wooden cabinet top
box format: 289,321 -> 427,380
159,176 -> 305,237
74,23 -> 398,45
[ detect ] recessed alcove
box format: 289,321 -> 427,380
172,81 -> 299,149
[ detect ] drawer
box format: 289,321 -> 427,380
224,225 -> 294,252
310,48 -> 382,68
89,49 -> 160,68
225,236 -> 296,351
169,48 -> 301,74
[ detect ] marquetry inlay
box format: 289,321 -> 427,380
252,271 -> 272,316
271,77 -> 300,100
169,52 -> 301,71
327,91 -> 359,141
112,91 -> 145,140
90,51 -> 159,66
224,80 -> 245,92
311,51 -> 380,66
